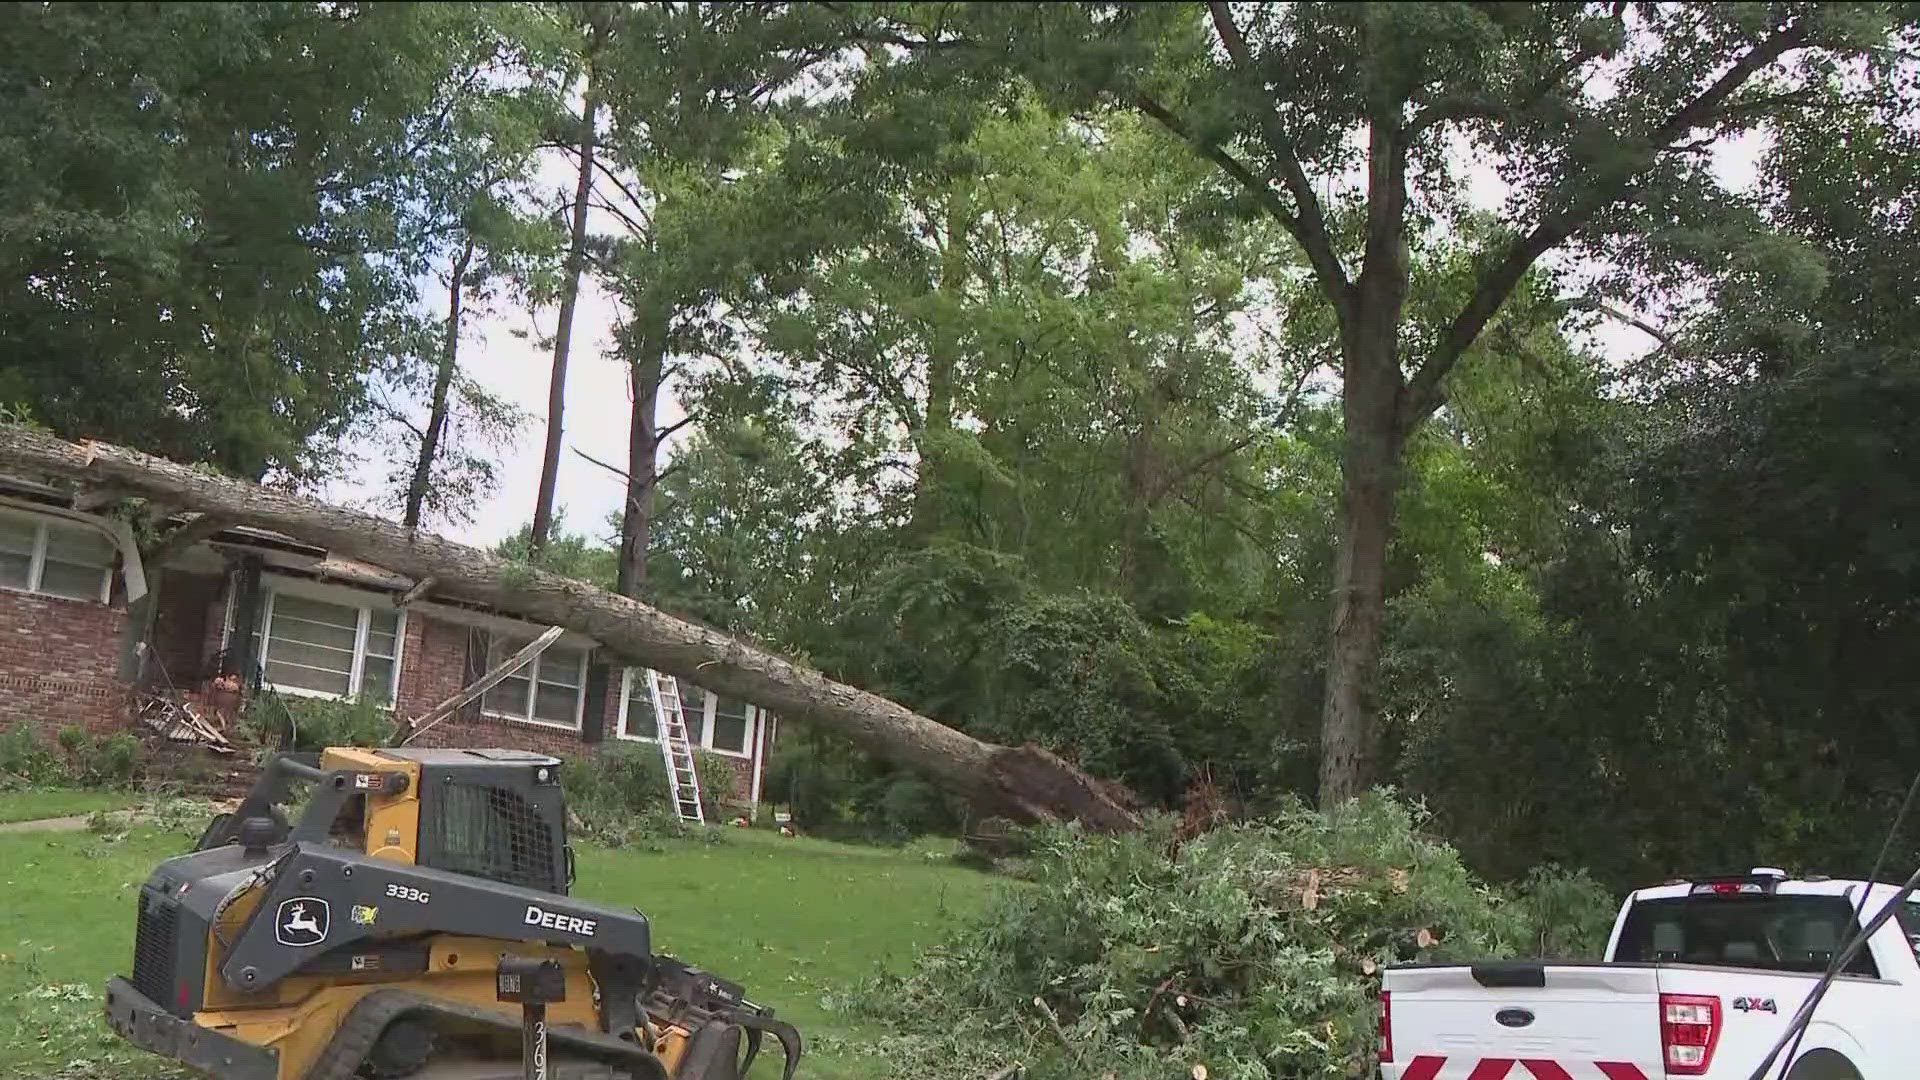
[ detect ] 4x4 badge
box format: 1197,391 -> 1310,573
1733,996 -> 1778,1014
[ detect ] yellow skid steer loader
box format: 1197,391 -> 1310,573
104,747 -> 800,1080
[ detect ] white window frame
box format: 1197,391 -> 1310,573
615,668 -> 761,759
481,639 -> 589,731
0,508 -> 114,604
245,581 -> 407,704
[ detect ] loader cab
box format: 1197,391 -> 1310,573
214,746 -> 573,897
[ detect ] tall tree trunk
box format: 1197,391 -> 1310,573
0,426 -> 1141,830
615,313 -> 666,599
1318,114 -> 1414,807
530,70 -> 601,558
906,196 -> 971,541
405,238 -> 475,530
1319,287 -> 1408,805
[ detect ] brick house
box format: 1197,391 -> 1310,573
0,478 -> 775,811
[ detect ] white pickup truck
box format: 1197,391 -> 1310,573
1380,868 -> 1920,1080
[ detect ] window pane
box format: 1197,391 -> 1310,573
270,597 -> 359,652
0,517 -> 35,555
533,682 -> 580,726
540,647 -> 583,687
711,705 -> 750,754
490,639 -> 536,679
39,560 -> 106,600
44,523 -> 113,567
623,670 -> 657,738
368,609 -> 399,636
366,627 -> 399,658
361,656 -> 396,703
678,682 -> 706,743
484,674 -> 531,718
264,659 -> 352,697
261,638 -> 353,673
0,551 -> 28,589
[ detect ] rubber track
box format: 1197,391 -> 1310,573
306,990 -> 670,1080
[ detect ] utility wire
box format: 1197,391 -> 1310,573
1746,768 -> 1920,1080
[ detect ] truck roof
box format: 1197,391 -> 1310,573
1628,871 -> 1909,907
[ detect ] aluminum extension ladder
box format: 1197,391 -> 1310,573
645,670 -> 705,824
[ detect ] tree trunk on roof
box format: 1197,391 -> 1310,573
0,426 -> 1139,830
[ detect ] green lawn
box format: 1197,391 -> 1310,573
0,787 -> 136,824
0,823 -> 996,1079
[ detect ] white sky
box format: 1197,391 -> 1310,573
321,147 -> 685,550
317,124 -> 1768,551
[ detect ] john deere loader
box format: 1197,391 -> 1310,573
104,747 -> 800,1080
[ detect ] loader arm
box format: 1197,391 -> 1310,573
220,844 -> 652,1031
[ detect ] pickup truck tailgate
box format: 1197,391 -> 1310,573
1384,963 -> 1664,1079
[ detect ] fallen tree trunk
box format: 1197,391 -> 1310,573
0,427 -> 1139,829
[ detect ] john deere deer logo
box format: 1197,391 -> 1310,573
275,898 -> 330,947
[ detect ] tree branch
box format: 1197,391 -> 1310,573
656,413 -> 698,442
1205,0 -> 1355,312
573,445 -> 635,482
1564,296 -> 1683,355
1132,92 -> 1354,322
1401,18 -> 1811,431
149,514 -> 236,568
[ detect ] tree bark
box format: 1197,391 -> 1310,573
406,238 -> 475,530
1317,370 -> 1401,806
906,196 -> 970,541
615,315 -> 666,598
0,427 -> 1139,830
530,68 -> 601,559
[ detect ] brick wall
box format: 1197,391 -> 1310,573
398,613 -> 591,760
0,587 -> 130,738
393,614 -> 473,720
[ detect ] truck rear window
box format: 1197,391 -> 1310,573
1614,895 -> 1877,976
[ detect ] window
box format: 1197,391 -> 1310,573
0,511 -> 115,602
259,591 -> 403,703
482,637 -> 587,729
1615,895 -> 1877,976
711,695 -> 750,755
618,669 -> 757,756
1892,902 -> 1920,963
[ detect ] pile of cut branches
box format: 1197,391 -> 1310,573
846,793 -> 1611,1079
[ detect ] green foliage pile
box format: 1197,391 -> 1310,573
0,724 -> 142,789
850,794 -> 1611,1080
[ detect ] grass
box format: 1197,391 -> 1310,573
581,830 -> 995,1077
0,821 -> 998,1079
0,787 -> 136,824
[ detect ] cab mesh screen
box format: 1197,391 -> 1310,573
427,783 -> 557,892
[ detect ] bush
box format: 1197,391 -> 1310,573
247,693 -> 393,751
562,742 -> 730,833
848,792 -> 1613,1079
762,742 -> 850,831
72,732 -> 142,788
0,723 -> 57,780
0,724 -> 143,787
877,776 -> 954,840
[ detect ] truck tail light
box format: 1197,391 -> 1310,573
1660,993 -> 1720,1075
1379,990 -> 1392,1063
